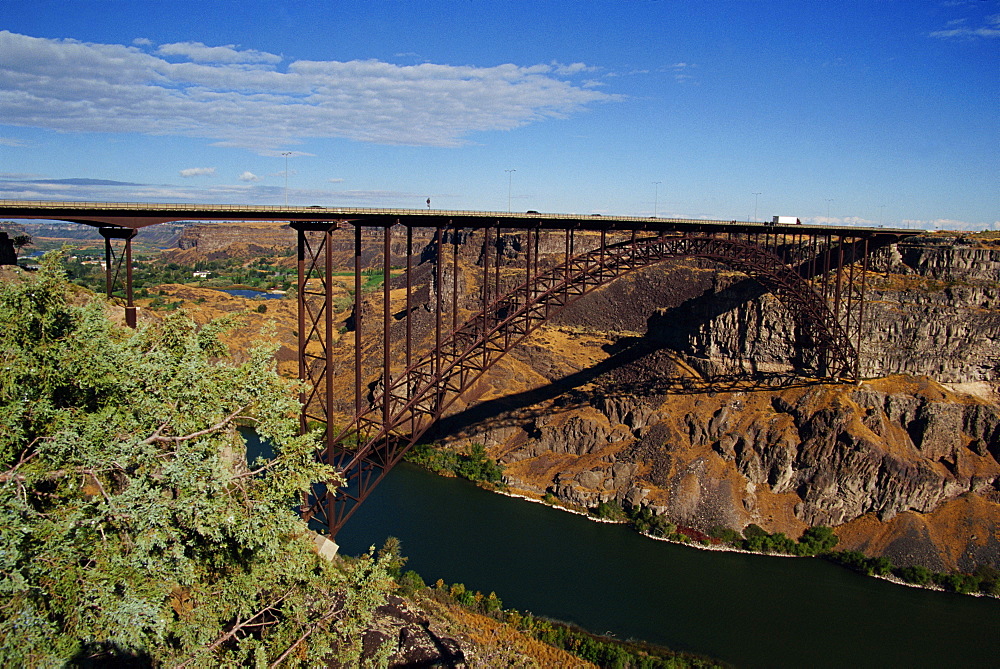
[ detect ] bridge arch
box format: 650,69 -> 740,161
310,232 -> 856,534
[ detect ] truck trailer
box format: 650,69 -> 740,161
771,216 -> 801,225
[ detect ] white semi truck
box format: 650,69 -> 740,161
771,216 -> 801,225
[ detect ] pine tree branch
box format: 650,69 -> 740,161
230,457 -> 281,480
177,589 -> 294,667
0,466 -> 84,484
142,405 -> 251,445
268,599 -> 345,668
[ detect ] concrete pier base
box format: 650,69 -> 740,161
312,532 -> 340,560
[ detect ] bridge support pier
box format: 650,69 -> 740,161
99,226 -> 137,328
291,220 -> 343,529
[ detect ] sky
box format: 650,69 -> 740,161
0,0 -> 997,229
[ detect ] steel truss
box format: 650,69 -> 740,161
292,222 -> 889,535
99,226 -> 138,328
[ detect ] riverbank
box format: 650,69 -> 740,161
476,473 -> 999,597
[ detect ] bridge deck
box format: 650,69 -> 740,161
0,199 -> 912,237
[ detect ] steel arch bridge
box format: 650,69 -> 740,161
292,218 -> 902,536
0,201 -> 914,538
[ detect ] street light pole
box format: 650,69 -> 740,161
752,192 -> 761,223
825,198 -> 834,221
282,151 -> 292,206
653,181 -> 662,218
505,169 -> 516,213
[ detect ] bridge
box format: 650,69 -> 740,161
1,200 -> 916,537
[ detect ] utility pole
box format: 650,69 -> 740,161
752,192 -> 761,223
282,152 -> 292,206
505,169 -> 516,213
653,181 -> 662,218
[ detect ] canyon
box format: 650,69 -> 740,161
163,222 -> 1000,573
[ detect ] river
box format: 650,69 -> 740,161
217,288 -> 285,299
334,462 -> 1000,668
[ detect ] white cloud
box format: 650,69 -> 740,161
0,174 -> 423,206
0,136 -> 27,147
156,41 -> 282,65
328,177 -> 345,183
665,62 -> 697,84
239,171 -> 262,182
900,218 -> 998,231
0,31 -> 620,151
931,13 -> 1000,38
179,167 -> 216,178
255,149 -> 313,158
551,61 -> 598,76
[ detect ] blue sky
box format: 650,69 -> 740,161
1,0 -> 997,228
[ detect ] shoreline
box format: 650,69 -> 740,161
493,485 -> 796,557
485,480 -> 997,598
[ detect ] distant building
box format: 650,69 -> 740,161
193,271 -> 211,278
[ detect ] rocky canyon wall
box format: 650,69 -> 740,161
660,235 -> 1000,385
433,232 -> 1000,572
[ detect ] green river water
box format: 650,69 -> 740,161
335,462 -> 1000,668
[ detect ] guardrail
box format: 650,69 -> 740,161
0,199 -> 910,234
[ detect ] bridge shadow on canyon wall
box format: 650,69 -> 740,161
428,278 -> 823,444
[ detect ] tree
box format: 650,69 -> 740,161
0,254 -> 393,666
11,234 -> 32,256
797,525 -> 839,555
896,564 -> 933,586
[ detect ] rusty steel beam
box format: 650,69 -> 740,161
290,221 -> 342,530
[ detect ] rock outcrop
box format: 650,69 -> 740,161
659,234 -> 1000,384
360,595 -> 467,667
175,222 -> 297,257
469,347 -> 1000,571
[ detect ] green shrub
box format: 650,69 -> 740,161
709,525 -> 743,544
398,570 -> 426,595
0,255 -> 395,666
868,556 -> 894,577
594,500 -> 628,522
973,565 -> 1000,596
797,526 -> 839,555
405,442 -> 504,485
